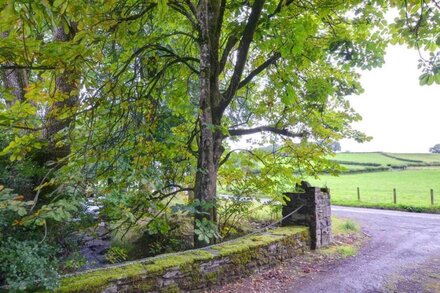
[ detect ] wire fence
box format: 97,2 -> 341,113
334,187 -> 440,207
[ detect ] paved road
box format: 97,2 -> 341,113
288,206 -> 440,293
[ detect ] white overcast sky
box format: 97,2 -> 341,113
228,45 -> 440,153
341,45 -> 440,153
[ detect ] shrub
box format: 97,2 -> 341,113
0,238 -> 60,291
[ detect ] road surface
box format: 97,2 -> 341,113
288,206 -> 440,292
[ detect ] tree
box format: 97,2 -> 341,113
430,144 -> 440,153
2,0 -> 392,245
332,142 -> 342,152
170,0 -> 390,246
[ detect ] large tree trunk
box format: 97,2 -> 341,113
193,0 -> 224,247
42,24 -> 78,162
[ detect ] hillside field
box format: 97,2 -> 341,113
312,152 -> 440,212
331,152 -> 440,173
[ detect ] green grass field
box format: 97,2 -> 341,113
310,160 -> 440,212
332,152 -> 405,166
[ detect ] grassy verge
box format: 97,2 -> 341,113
331,200 -> 440,214
332,217 -> 360,235
319,216 -> 362,259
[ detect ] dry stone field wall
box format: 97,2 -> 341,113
55,227 -> 310,292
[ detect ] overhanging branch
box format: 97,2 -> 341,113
237,52 -> 281,89
228,126 -> 307,138
0,65 -> 56,70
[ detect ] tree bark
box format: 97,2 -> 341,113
42,24 -> 78,162
193,0 -> 265,247
0,68 -> 28,106
0,32 -> 28,106
193,0 -> 224,247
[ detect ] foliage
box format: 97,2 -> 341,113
0,238 -> 59,291
61,252 -> 87,273
173,199 -> 221,244
0,183 -> 83,289
126,214 -> 192,258
105,246 -> 128,264
390,1 -> 440,84
218,196 -> 254,238
332,217 -> 360,236
194,218 -> 222,244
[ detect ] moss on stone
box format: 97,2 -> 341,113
270,226 -> 308,236
56,250 -> 213,292
145,250 -> 213,274
213,235 -> 277,256
159,284 -> 180,293
205,271 -> 220,285
145,250 -> 213,273
212,227 -> 308,256
55,263 -> 147,292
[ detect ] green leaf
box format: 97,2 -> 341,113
434,74 -> 440,85
419,73 -> 430,86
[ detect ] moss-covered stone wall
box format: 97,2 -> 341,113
53,226 -> 309,292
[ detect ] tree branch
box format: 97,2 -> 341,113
268,0 -> 295,18
117,3 -> 156,22
181,0 -> 198,19
222,0 -> 265,109
0,123 -> 42,131
0,65 -> 56,70
218,34 -> 239,73
237,52 -> 281,89
228,126 -> 307,138
169,1 -> 200,31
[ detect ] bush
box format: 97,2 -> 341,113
0,238 -> 60,291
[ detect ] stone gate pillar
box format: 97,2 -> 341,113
281,182 -> 332,249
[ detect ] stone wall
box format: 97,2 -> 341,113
54,226 -> 309,292
282,184 -> 332,249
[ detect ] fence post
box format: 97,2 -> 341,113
393,188 -> 397,204
431,189 -> 434,206
357,187 -> 360,201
